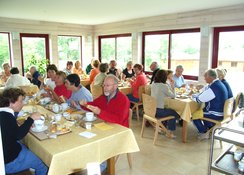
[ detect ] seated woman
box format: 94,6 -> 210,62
44,71 -> 72,104
122,61 -> 135,80
26,65 -> 42,88
89,59 -> 100,84
0,88 -> 48,175
166,69 -> 174,90
72,61 -> 84,76
151,69 -> 180,138
94,63 -> 109,86
127,64 -> 147,102
0,62 -> 11,83
216,68 -> 233,98
5,67 -> 31,88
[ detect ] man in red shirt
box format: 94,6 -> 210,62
80,74 -> 130,127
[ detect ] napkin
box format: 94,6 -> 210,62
79,131 -> 96,138
94,122 -> 114,131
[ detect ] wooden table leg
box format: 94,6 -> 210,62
182,120 -> 188,143
107,157 -> 115,175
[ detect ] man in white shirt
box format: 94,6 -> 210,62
5,67 -> 30,88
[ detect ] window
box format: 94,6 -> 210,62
20,33 -> 49,75
58,36 -> 82,70
212,26 -> 244,95
99,34 -> 132,69
0,32 -> 11,71
142,29 -> 200,80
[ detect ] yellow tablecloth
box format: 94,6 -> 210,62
22,105 -> 139,175
80,79 -> 90,87
119,86 -> 132,95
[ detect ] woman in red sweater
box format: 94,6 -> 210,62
127,64 -> 148,102
44,71 -> 72,104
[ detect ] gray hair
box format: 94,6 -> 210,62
216,68 -> 227,79
151,62 -> 159,68
105,74 -> 119,84
29,65 -> 36,71
176,65 -> 184,70
206,69 -> 217,79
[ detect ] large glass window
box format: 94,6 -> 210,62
99,34 -> 132,69
0,32 -> 11,72
20,34 -> 49,75
143,29 -> 200,80
58,36 -> 82,70
212,26 -> 244,95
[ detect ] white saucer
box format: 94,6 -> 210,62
31,125 -> 48,132
83,116 -> 97,122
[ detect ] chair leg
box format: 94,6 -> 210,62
127,153 -> 132,168
141,118 -> 146,138
136,105 -> 139,121
153,123 -> 159,145
115,155 -> 120,163
219,140 -> 223,148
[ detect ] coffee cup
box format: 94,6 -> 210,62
61,103 -> 69,111
234,150 -> 243,161
85,112 -> 94,121
52,104 -> 60,113
54,114 -> 62,122
34,116 -> 45,131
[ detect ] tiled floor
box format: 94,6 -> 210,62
114,119 -> 225,175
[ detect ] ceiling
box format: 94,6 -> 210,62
0,0 -> 244,25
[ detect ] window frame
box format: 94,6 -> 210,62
98,33 -> 132,62
212,25 -> 244,68
142,28 -> 200,80
57,35 -> 82,67
0,32 -> 12,67
20,33 -> 50,74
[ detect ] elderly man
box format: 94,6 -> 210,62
65,74 -> 93,110
173,65 -> 186,88
150,61 -> 159,84
80,74 -> 130,127
192,69 -> 228,139
108,60 -> 120,78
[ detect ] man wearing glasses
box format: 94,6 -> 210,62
79,74 -> 130,128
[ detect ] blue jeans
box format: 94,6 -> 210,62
5,143 -> 48,175
127,94 -> 139,102
193,114 -> 223,133
155,108 -> 180,131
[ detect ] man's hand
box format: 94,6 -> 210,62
86,105 -> 101,115
70,100 -> 78,108
79,99 -> 87,106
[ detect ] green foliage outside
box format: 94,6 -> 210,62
24,55 -> 49,75
0,33 -> 10,72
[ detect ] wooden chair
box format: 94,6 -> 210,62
90,84 -> 103,99
141,94 -> 175,145
115,109 -> 132,168
130,85 -> 145,121
201,97 -> 235,136
234,92 -> 243,117
19,85 -> 39,96
144,84 -> 151,95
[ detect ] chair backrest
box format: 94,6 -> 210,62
142,94 -> 156,117
223,97 -> 235,120
19,85 -> 39,96
138,85 -> 146,102
144,84 -> 151,95
234,92 -> 242,112
90,84 -> 103,99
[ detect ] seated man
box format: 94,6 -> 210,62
149,61 -> 159,84
80,74 -> 130,128
173,65 -> 186,88
192,69 -> 228,139
65,73 -> 93,110
0,88 -> 48,175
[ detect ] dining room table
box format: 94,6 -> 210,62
118,85 -> 132,95
80,78 -> 90,87
165,96 -> 201,143
21,104 -> 139,175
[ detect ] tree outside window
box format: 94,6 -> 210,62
0,32 -> 11,72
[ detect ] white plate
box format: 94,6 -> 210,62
83,116 -> 97,122
31,125 -> 48,132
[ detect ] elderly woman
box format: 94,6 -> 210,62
89,59 -> 100,84
0,88 -> 48,174
122,61 -> 135,80
216,68 -> 233,99
72,60 -> 84,76
44,71 -> 72,104
127,64 -> 147,102
0,62 -> 11,83
5,67 -> 31,88
166,69 -> 174,90
151,69 -> 180,138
